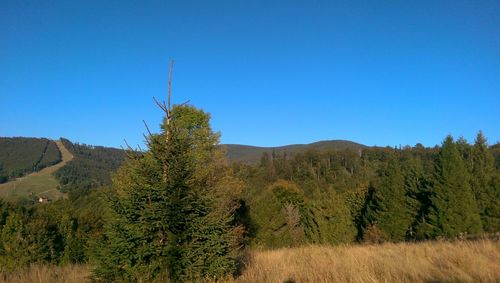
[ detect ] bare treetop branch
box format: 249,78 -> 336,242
168,60 -> 174,115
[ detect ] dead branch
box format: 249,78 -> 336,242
178,100 -> 190,107
142,120 -> 153,137
153,96 -> 169,114
168,60 -> 174,114
143,133 -> 152,147
123,139 -> 134,151
120,145 -> 137,159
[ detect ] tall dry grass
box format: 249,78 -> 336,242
236,239 -> 500,283
0,264 -> 90,283
1,240 -> 498,282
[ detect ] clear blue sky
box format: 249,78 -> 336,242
1,0 -> 499,148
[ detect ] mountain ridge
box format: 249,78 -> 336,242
222,139 -> 367,163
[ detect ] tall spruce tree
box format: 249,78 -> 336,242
471,131 -> 500,232
362,156 -> 414,242
416,135 -> 482,238
402,156 -> 428,240
93,67 -> 244,281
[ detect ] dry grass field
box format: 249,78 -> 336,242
236,239 -> 500,283
0,265 -> 91,283
1,239 -> 498,283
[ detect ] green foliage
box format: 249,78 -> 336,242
416,136 -> 483,238
53,138 -> 125,193
309,191 -> 357,244
1,130 -> 498,276
401,155 -> 430,240
0,205 -> 63,270
234,131 -> 498,246
38,140 -> 62,170
470,132 -> 500,232
92,105 -> 244,282
249,179 -> 356,248
249,180 -> 308,247
362,156 -> 415,242
0,192 -> 107,271
0,137 -> 61,183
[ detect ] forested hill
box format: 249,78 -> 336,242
53,138 -> 126,197
222,140 -> 367,163
0,137 -> 61,183
0,137 -> 127,201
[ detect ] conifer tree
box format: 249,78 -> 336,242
309,191 -> 357,245
416,135 -> 482,238
249,180 -> 308,247
471,131 -> 499,232
93,64 -> 244,282
401,156 -> 427,240
362,156 -> 413,242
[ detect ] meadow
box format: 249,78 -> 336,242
236,239 -> 500,283
1,239 -> 498,283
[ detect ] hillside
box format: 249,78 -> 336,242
0,137 -> 62,183
53,138 -> 126,195
222,139 -> 367,163
0,137 -> 126,202
0,133 -> 498,281
0,140 -> 72,201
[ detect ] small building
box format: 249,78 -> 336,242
38,196 -> 49,203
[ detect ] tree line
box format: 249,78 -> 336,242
233,132 -> 499,247
53,138 -> 125,200
0,103 -> 498,281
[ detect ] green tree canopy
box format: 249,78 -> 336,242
471,131 -> 499,232
417,135 -> 482,238
362,156 -> 414,242
93,105 -> 244,282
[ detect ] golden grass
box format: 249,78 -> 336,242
1,240 -> 498,283
235,239 -> 500,283
0,264 -> 90,283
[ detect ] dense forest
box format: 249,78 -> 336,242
52,138 -> 126,199
0,125 -> 498,280
0,138 -> 125,267
234,132 -> 499,247
0,137 -> 61,183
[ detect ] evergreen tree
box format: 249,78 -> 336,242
471,131 -> 500,232
309,191 -> 357,245
249,179 -> 309,247
362,156 -> 413,242
93,104 -> 244,282
0,207 -> 64,271
402,156 -> 428,240
416,135 -> 482,238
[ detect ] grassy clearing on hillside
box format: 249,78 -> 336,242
0,141 -> 73,201
1,239 -> 498,283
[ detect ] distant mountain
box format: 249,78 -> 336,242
222,140 -> 367,163
0,136 -> 366,191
